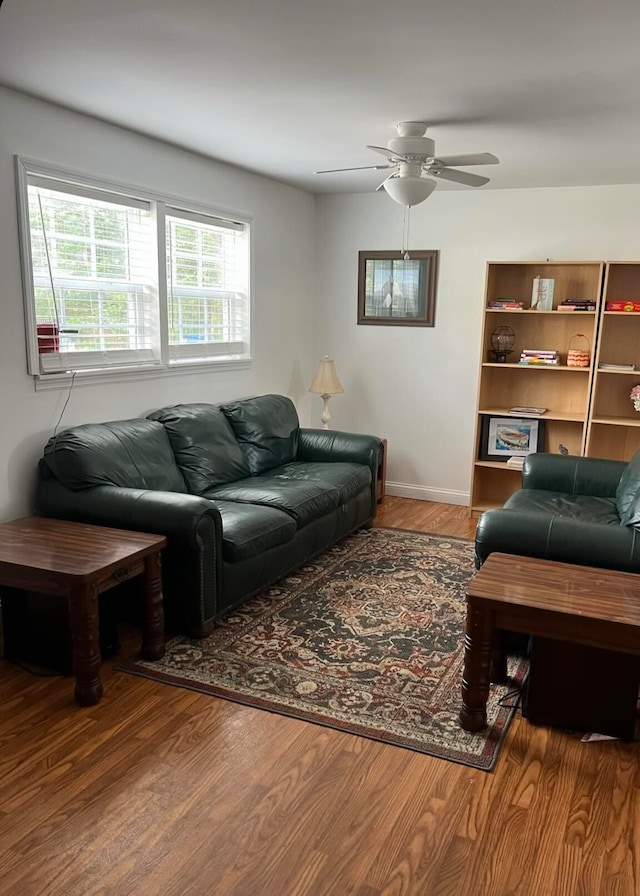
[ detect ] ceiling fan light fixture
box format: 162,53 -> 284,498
383,175 -> 437,207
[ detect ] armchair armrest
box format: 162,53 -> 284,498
522,453 -> 626,498
475,508 -> 640,571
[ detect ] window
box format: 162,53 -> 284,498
165,208 -> 248,363
16,158 -> 251,378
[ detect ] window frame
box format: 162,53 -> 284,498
15,156 -> 253,384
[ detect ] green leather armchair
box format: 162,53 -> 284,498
475,451 -> 640,572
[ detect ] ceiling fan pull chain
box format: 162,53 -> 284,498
402,205 -> 411,260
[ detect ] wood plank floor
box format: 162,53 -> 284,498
1,498 -> 638,895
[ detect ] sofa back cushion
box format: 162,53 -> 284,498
616,449 -> 640,524
148,403 -> 250,494
42,419 -> 186,492
221,394 -> 299,475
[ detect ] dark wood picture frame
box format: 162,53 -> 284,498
357,250 -> 439,327
479,415 -> 547,462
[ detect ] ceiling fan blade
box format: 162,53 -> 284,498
433,152 -> 499,168
315,164 -> 394,174
430,167 -> 490,187
366,145 -> 410,163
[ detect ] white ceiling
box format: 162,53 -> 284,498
1,0 -> 639,196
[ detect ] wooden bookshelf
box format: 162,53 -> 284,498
470,260 -> 605,517
586,262 -> 640,461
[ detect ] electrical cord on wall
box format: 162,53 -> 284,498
52,370 -> 76,438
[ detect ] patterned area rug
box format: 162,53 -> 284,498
121,528 -> 528,770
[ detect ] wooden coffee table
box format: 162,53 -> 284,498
459,552 -> 640,732
0,517 -> 166,706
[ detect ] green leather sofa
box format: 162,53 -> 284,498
475,451 -> 640,571
36,394 -> 383,637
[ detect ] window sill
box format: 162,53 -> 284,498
33,358 -> 252,391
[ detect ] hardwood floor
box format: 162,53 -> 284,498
0,498 -> 638,895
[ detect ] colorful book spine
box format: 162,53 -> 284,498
556,305 -> 596,312
519,349 -> 560,365
606,301 -> 640,312
488,301 -> 524,309
519,358 -> 559,365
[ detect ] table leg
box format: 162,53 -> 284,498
68,582 -> 103,706
141,550 -> 165,661
459,599 -> 493,732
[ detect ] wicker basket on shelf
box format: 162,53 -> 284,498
567,333 -> 590,368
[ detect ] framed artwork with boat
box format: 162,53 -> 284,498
479,415 -> 546,462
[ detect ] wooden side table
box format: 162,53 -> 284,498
377,438 -> 388,503
0,517 -> 166,706
459,552 -> 640,733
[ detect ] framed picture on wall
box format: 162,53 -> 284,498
357,250 -> 439,326
479,415 -> 546,461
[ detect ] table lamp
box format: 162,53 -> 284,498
309,356 -> 344,429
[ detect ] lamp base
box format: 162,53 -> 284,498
320,394 -> 331,429
490,350 -> 513,364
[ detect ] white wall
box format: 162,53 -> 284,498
315,186 -> 640,503
3,84 -> 640,520
0,86 -> 315,521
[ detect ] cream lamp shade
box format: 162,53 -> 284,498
309,356 -> 344,429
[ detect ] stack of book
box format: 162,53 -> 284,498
518,349 -> 560,365
506,456 -> 526,469
488,299 -> 524,310
507,406 -> 547,416
556,298 -> 597,312
599,362 -> 636,371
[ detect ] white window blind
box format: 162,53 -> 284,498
26,178 -> 159,374
166,208 -> 249,363
16,159 -> 252,379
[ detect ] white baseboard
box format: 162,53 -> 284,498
385,481 -> 469,506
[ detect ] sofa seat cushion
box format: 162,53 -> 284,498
204,476 -> 340,527
212,500 -> 297,563
267,461 -> 371,503
148,403 -> 250,494
221,394 -> 299,475
42,419 -> 186,492
504,489 -> 621,525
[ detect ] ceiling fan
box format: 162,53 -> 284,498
316,121 -> 499,207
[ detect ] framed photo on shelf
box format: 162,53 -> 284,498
479,415 -> 546,462
357,250 -> 439,326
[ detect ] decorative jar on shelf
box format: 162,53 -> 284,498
489,326 -> 515,363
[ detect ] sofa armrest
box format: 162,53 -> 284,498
298,428 -> 382,467
522,453 -> 626,497
36,478 -> 225,635
475,507 -> 640,571
36,478 -> 222,548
